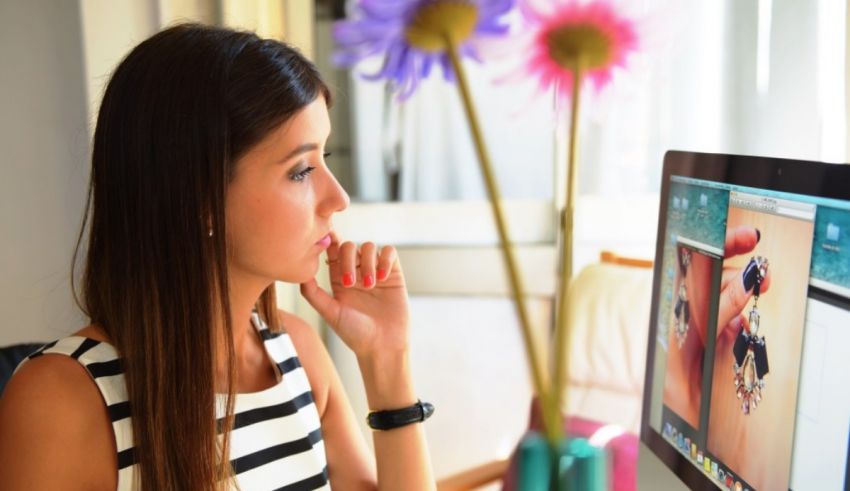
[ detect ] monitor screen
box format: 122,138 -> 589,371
640,151 -> 850,491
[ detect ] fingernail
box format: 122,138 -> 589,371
343,272 -> 355,287
755,228 -> 761,243
363,274 -> 374,288
742,259 -> 758,292
377,268 -> 387,280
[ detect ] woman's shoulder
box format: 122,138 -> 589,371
4,324 -> 113,400
1,340 -> 106,416
0,326 -> 116,489
74,323 -> 112,343
276,310 -> 320,346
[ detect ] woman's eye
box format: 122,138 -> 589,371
290,166 -> 316,182
290,153 -> 330,182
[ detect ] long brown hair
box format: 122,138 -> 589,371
71,23 -> 330,490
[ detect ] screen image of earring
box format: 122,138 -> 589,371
706,206 -> 815,491
662,243 -> 717,431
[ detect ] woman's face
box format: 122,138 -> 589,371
225,97 -> 349,286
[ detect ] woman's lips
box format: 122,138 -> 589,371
316,233 -> 332,249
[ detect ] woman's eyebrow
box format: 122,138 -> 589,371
277,143 -> 319,163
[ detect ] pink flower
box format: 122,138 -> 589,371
520,0 -> 639,101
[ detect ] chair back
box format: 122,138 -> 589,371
0,343 -> 45,397
563,253 -> 653,434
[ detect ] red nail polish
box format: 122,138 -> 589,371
343,272 -> 354,287
377,268 -> 387,280
364,274 -> 374,288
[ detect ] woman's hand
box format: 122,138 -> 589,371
716,226 -> 772,339
299,231 -> 410,360
301,232 -> 435,489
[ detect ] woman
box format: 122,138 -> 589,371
0,23 -> 435,490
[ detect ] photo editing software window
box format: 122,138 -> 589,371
646,176 -> 850,491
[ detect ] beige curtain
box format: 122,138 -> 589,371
159,0 -> 314,59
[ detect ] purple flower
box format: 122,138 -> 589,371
333,0 -> 515,98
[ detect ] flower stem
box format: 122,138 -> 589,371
443,36 -> 557,440
549,63 -> 583,445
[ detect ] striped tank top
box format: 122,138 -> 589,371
19,312 -> 329,490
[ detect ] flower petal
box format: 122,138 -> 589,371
334,0 -> 515,97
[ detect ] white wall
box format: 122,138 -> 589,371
0,0 -> 91,345
0,0 -> 164,346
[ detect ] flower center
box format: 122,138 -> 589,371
545,24 -> 613,70
405,0 -> 479,52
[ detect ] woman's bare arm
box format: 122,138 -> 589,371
358,350 -> 435,490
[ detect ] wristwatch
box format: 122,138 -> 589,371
367,400 -> 435,431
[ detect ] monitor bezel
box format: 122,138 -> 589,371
639,150 -> 850,490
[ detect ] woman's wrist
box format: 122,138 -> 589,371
357,350 -> 417,409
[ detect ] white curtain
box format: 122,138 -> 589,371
349,54 -> 557,202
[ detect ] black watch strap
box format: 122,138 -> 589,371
367,400 -> 435,431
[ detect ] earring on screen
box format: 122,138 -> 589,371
208,228 -> 213,237
733,256 -> 770,415
673,247 -> 691,347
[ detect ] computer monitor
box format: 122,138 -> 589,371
638,151 -> 850,491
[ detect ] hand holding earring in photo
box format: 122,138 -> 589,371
733,256 -> 770,415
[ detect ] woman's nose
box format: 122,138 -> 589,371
320,167 -> 350,215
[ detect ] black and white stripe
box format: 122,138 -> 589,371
21,312 -> 329,490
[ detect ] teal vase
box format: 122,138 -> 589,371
517,432 -> 607,491
517,431 -> 552,490
556,437 -> 607,490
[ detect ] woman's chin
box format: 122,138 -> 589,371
277,260 -> 321,285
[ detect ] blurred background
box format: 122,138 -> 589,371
1,0 -> 847,486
